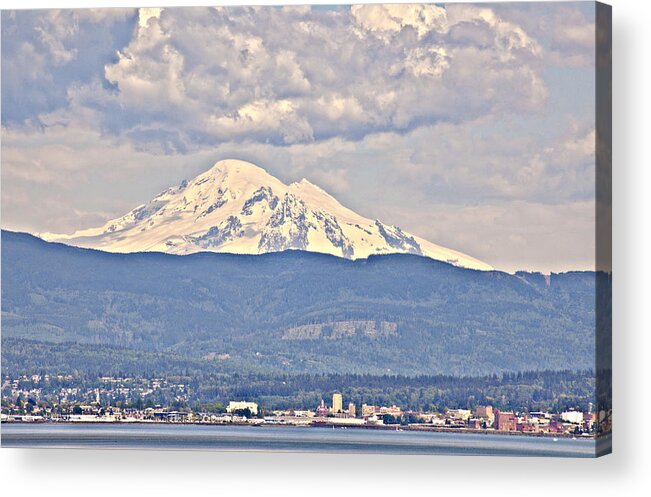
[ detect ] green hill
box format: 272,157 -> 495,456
1,230 -> 597,376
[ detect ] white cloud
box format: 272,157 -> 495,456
1,8 -> 137,123
207,99 -> 314,145
1,123 -> 219,233
138,7 -> 162,28
492,2 -> 595,67
350,4 -> 448,39
21,5 -> 549,149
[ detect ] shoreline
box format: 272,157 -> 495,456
0,420 -> 597,440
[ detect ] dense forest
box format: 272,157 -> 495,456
1,346 -> 596,413
1,231 -> 602,376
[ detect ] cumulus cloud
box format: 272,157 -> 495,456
399,120 -> 596,204
350,4 -> 448,38
3,5 -> 551,149
492,2 -> 596,67
1,9 -> 137,123
1,122 -> 221,233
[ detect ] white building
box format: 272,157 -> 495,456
292,410 -> 315,418
560,411 -> 584,424
447,409 -> 472,421
227,401 -> 259,415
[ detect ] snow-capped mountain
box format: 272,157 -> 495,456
40,159 -> 493,270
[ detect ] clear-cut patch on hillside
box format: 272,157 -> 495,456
282,321 -> 399,340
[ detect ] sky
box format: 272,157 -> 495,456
0,3 -> 598,273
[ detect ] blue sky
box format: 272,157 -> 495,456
1,3 -> 598,272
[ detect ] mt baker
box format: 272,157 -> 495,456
42,159 -> 491,271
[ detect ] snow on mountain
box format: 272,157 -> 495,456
40,159 -> 493,270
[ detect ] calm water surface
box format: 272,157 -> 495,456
1,423 -> 600,457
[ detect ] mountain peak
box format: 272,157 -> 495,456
289,177 -> 331,197
291,177 -> 320,189
209,158 -> 267,174
39,158 -> 493,270
200,159 -> 278,184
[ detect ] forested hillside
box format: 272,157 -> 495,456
1,339 -> 595,413
1,231 -> 597,376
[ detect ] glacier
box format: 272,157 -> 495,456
40,159 -> 493,271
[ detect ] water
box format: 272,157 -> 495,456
1,423 -> 600,457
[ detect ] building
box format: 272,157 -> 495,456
494,409 -> 517,431
468,418 -> 483,429
151,411 -> 191,423
561,410 -> 584,424
316,399 -> 329,417
226,401 -> 258,415
348,402 -> 356,417
474,405 -> 494,420
516,421 -> 538,433
327,417 -> 366,426
332,393 -> 343,414
447,409 -> 471,421
528,411 -> 550,421
377,405 -> 402,416
361,404 -> 376,418
291,410 -> 315,418
430,416 -> 446,426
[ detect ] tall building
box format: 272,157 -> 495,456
348,402 -> 356,417
332,393 -> 343,413
474,405 -> 494,420
494,409 -> 517,431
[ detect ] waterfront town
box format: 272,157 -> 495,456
1,374 -> 609,437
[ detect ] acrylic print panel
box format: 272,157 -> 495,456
0,2 -> 611,457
